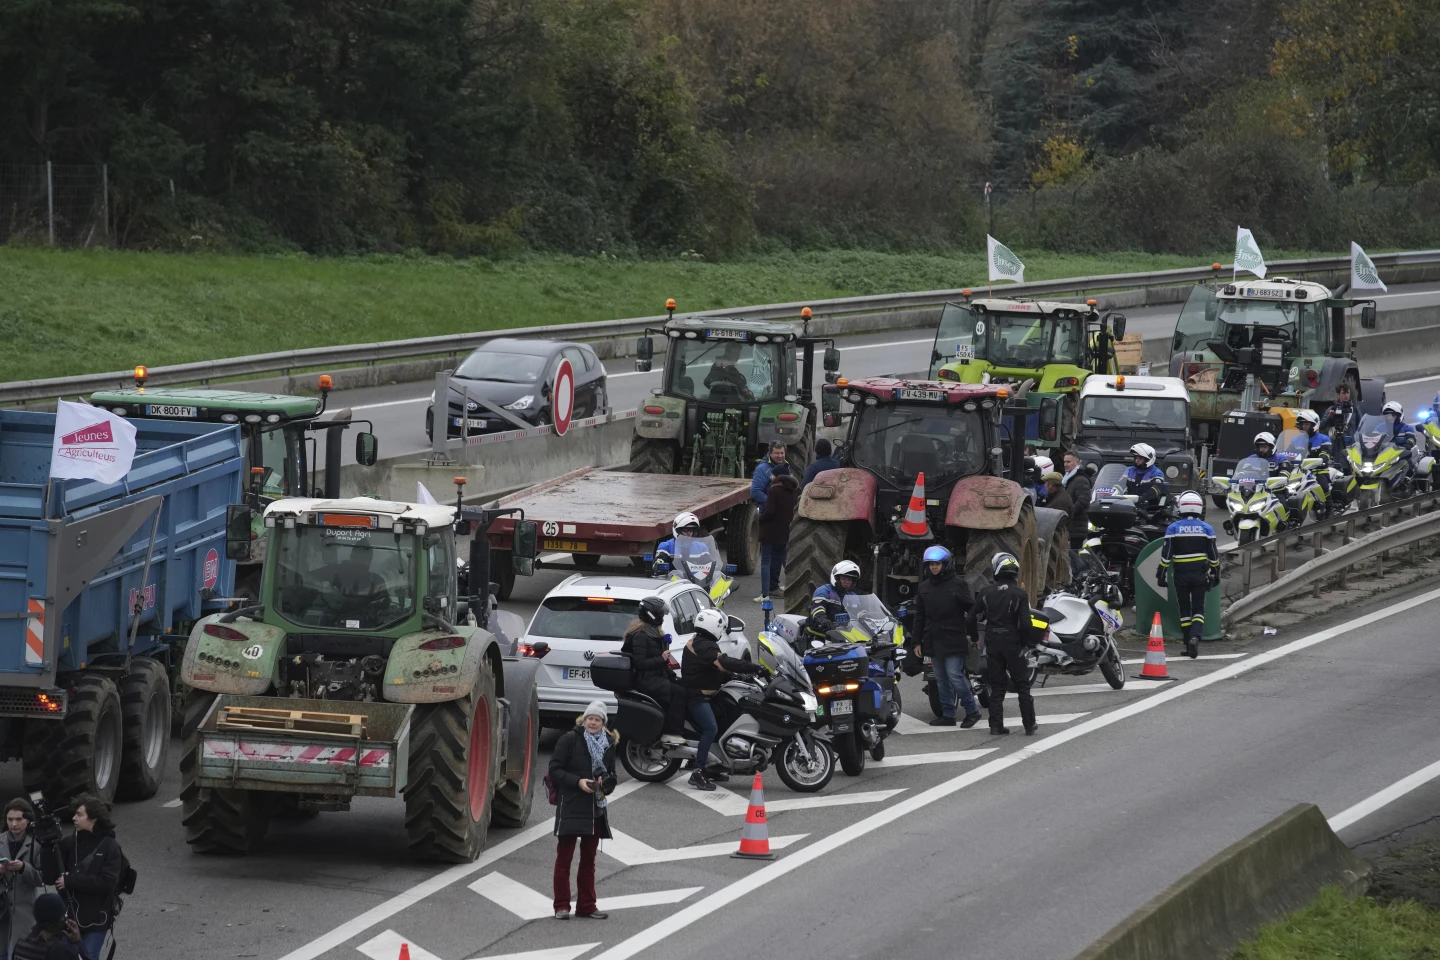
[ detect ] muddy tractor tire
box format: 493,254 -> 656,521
1033,506 -> 1071,592
405,654 -> 501,862
23,673 -> 125,806
786,426 -> 815,478
181,690 -> 269,854
725,502 -> 760,576
783,517 -> 849,614
493,659 -> 540,829
630,437 -> 677,474
116,657 -> 171,801
963,500 -> 1041,595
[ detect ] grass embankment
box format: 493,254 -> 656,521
1,246 -> 1315,380
1233,885 -> 1440,959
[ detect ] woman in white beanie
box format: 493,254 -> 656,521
549,700 -> 618,920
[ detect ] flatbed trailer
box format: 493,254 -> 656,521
486,468 -> 756,595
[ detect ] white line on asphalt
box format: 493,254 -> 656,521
1031,680 -> 1172,698
161,798 -> 182,808
469,872 -> 701,920
892,712 -> 1087,734
351,397 -> 430,411
467,947 -> 601,960
277,779 -> 649,960
604,830 -> 807,865
1119,654 -> 1247,664
868,749 -> 997,766
665,779 -> 904,816
358,931 -> 443,960
1385,373 -> 1440,387
585,585 -> 1440,960
1327,757 -> 1440,833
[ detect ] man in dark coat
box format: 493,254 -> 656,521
801,438 -> 842,487
1042,472 -> 1075,530
620,597 -> 687,744
911,546 -> 982,727
968,553 -> 1037,736
757,464 -> 799,600
1062,451 -> 1092,547
550,701 -> 618,920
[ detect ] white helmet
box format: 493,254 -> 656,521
1130,443 -> 1156,467
692,608 -> 728,641
1254,431 -> 1276,448
1383,400 -> 1404,417
1177,491 -> 1204,516
831,560 -> 861,590
991,552 -> 1020,578
1033,454 -> 1054,474
1294,409 -> 1320,429
672,512 -> 702,539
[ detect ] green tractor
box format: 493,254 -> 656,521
928,297 -> 1127,451
630,303 -> 842,477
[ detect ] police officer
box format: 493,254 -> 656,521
967,553 -> 1036,736
1253,431 -> 1282,471
654,512 -> 703,572
807,561 -> 860,639
1156,491 -> 1219,660
620,597 -> 687,746
1294,409 -> 1336,504
1382,401 -> 1417,450
910,546 -> 981,728
1124,443 -> 1166,507
1319,381 -> 1359,449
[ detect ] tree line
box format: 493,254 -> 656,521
3,0 -> 1437,256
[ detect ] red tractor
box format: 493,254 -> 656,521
783,377 -> 1071,614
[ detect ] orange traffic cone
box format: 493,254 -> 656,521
398,945 -> 411,960
731,772 -> 776,860
899,472 -> 930,537
1138,613 -> 1174,681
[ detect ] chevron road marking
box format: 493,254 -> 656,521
664,778 -> 904,816
468,872 -> 701,921
603,829 -> 807,864
358,930 -> 601,960
893,712 -> 1088,734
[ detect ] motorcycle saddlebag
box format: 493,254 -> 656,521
614,695 -> 664,744
589,655 -> 634,693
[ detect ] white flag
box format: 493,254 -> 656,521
49,400 -> 137,485
1234,226 -> 1267,279
1350,241 -> 1388,292
987,235 -> 1025,283
416,482 -> 439,505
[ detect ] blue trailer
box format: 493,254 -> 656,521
0,410 -> 244,805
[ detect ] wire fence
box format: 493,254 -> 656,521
0,163 -> 109,247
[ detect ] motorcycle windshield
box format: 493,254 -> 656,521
672,535 -> 722,590
1090,462 -> 1129,500
842,593 -> 896,640
1275,429 -> 1309,465
1356,414 -> 1395,458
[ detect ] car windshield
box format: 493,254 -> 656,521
1233,456 -> 1271,483
932,303 -> 1087,372
273,525 -> 417,630
455,350 -> 548,384
670,535 -> 722,591
1080,396 -> 1189,431
668,337 -> 788,404
1275,429 -> 1310,464
848,404 -> 986,489
527,596 -> 641,642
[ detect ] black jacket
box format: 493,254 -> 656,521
912,568 -> 974,657
968,576 -> 1031,647
52,827 -> 121,933
758,474 -> 799,547
681,633 -> 758,700
549,726 -> 618,838
1064,471 -> 1093,539
10,930 -> 88,960
620,622 -> 671,683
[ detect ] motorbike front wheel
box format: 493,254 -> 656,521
775,735 -> 835,793
1238,526 -> 1258,545
836,729 -> 866,776
1099,645 -> 1126,690
618,736 -> 681,783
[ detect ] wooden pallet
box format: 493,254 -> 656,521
217,706 -> 367,740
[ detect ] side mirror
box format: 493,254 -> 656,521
225,504 -> 253,561
512,518 -> 538,562
1038,397 -> 1060,443
354,431 -> 378,467
821,388 -> 841,416
727,614 -> 745,633
1109,314 -> 1127,341
823,345 -> 841,373
1266,476 -> 1287,491
541,381 -> 551,398
1302,457 -> 1322,470
636,336 -> 654,373
810,640 -> 824,650
1360,305 -> 1377,329
824,413 -> 841,428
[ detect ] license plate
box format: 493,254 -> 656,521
897,389 -> 945,402
562,668 -> 590,681
544,540 -> 587,552
146,404 -> 196,418
452,417 -> 487,429
831,699 -> 853,715
707,329 -> 748,340
954,344 -> 974,360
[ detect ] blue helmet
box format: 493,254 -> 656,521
922,545 -> 951,564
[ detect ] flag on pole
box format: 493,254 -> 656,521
1234,227 -> 1267,279
1350,242 -> 1388,292
49,400 -> 137,485
416,482 -> 438,505
987,235 -> 1025,284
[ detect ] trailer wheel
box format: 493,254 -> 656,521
630,437 -> 677,474
492,549 -> 515,601
783,517 -> 848,615
116,658 -> 171,801
725,502 -> 760,576
180,690 -> 268,854
405,655 -> 500,862
963,500 -> 1040,595
23,674 -> 124,806
494,661 -> 539,828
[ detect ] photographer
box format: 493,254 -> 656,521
51,799 -> 120,960
1,799 -> 45,959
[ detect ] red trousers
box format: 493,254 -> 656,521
553,834 -> 600,913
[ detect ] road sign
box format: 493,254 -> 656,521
553,358 -> 574,436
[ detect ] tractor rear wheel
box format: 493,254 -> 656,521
630,437 -> 677,474
963,500 -> 1040,594
725,502 -> 760,576
783,517 -> 849,614
1033,506 -> 1071,592
405,655 -> 500,862
493,663 -> 539,828
116,657 -> 171,801
181,690 -> 268,854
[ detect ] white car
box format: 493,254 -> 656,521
524,574 -> 751,729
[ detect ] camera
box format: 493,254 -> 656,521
27,792 -> 68,847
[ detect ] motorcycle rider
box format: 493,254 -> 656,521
1029,454 -> 1054,504
807,560 -> 861,640
1253,431 -> 1283,471
1294,409 -> 1336,504
910,546 -> 982,728
1382,401 -> 1417,451
1319,381 -> 1359,449
967,553 -> 1037,736
654,512 -> 704,573
1124,443 -> 1167,509
1155,491 -> 1219,660
681,608 -> 762,790
621,597 -> 688,747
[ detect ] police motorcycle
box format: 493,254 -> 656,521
592,613 -> 835,793
1212,455 -> 1289,544
1344,414 -> 1423,508
1274,428 -> 1328,526
649,522 -> 737,607
1026,553 -> 1127,690
1413,398 -> 1440,493
1084,463 -> 1173,606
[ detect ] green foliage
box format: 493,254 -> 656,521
1233,885 -> 1440,959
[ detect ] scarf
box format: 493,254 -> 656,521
1063,465 -> 1079,486
583,729 -> 609,810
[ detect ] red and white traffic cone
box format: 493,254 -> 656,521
731,772 -> 776,860
900,472 -> 930,537
398,944 -> 411,960
1138,612 -> 1174,681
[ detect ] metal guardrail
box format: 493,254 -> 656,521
1223,492 -> 1440,624
8,249 -> 1440,406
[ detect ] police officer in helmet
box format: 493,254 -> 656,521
967,552 -> 1037,736
1124,443 -> 1166,507
1156,491 -> 1219,659
620,596 -> 687,747
911,545 -> 981,728
808,560 -> 860,638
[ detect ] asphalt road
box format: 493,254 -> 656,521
14,559 -> 1436,960
330,282 -> 1440,467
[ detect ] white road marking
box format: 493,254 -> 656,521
466,947 -> 602,960
351,397 -> 430,411
278,779 -> 649,960
1119,654 -> 1247,664
468,871 -> 701,920
1384,373 -> 1440,387
1328,757 -> 1440,833
585,585 -> 1440,960
1031,680 -> 1171,698
162,798 -> 182,808
603,830 -> 807,865
868,749 -> 996,766
892,712 -> 1087,734
665,779 -> 904,816
358,931 -> 443,960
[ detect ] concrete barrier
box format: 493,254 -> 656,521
1073,803 -> 1370,960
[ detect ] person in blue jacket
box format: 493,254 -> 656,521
801,438 -> 842,487
1155,491 -> 1219,659
806,560 -> 860,640
654,512 -> 704,572
1123,442 -> 1166,506
750,443 -> 787,507
1382,401 -> 1417,450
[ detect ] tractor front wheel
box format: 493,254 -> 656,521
963,500 -> 1040,594
180,690 -> 268,854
